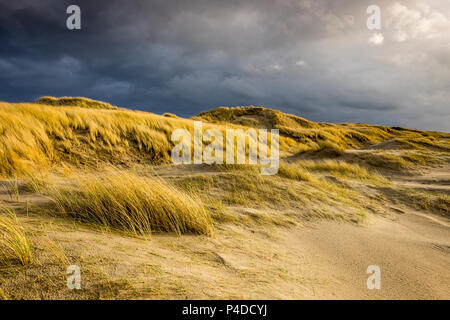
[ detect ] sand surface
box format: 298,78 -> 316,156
284,211 -> 450,299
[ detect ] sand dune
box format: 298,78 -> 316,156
0,100 -> 448,299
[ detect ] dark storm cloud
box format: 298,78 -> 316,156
0,0 -> 449,131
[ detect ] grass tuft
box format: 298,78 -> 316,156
4,180 -> 20,202
22,171 -> 51,193
46,170 -> 213,236
298,159 -> 387,184
278,162 -> 314,181
0,208 -> 32,265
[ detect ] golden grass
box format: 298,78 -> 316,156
278,162 -> 314,181
215,163 -> 261,173
0,98 -> 447,232
0,287 -> 7,300
173,171 -> 289,209
4,179 -> 20,202
0,209 -> 32,265
298,159 -> 387,184
0,101 -> 179,175
171,167 -> 372,225
43,238 -> 70,268
313,141 -> 346,156
162,112 -> 178,118
0,100 -> 448,299
196,106 -> 450,155
0,100 -> 297,176
195,106 -> 387,150
46,170 -> 213,236
405,190 -> 449,216
0,99 -> 447,177
278,159 -> 386,185
35,96 -> 119,110
394,135 -> 450,152
353,150 -> 445,170
195,106 -> 315,128
22,171 -> 50,193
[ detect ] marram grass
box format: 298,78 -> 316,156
1,99 -> 448,177
47,170 -> 213,236
0,209 -> 32,265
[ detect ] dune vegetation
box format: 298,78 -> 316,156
0,208 -> 32,266
0,97 -> 448,299
46,170 -> 212,236
0,101 -> 300,177
195,106 -> 450,156
34,96 -> 120,110
0,99 -> 448,177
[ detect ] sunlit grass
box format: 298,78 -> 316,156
0,208 -> 32,265
278,162 -> 314,181
46,170 -> 213,236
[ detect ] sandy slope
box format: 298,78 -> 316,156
283,165 -> 450,299
284,212 -> 450,299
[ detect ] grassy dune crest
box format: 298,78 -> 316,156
47,170 -> 213,236
35,96 -> 119,110
0,99 -> 297,176
1,98 -> 448,177
195,106 -> 450,154
0,102 -> 178,175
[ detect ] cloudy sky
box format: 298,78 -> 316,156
0,0 -> 449,131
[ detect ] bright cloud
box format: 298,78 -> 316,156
387,2 -> 450,42
369,33 -> 385,45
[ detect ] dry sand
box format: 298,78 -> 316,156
284,211 -> 450,299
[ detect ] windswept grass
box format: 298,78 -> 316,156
22,172 -> 51,193
4,179 -> 20,202
0,101 -> 180,175
405,190 -> 450,217
35,96 -> 119,110
162,112 -> 178,118
215,163 -> 261,174
1,100 -> 447,177
352,150 -> 445,170
278,162 -> 314,181
298,159 -> 387,184
278,159 -> 386,185
46,170 -> 213,236
393,135 -> 450,152
0,100 -> 295,176
0,209 -> 32,265
196,106 -> 390,150
196,106 -> 450,156
312,141 -> 346,156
